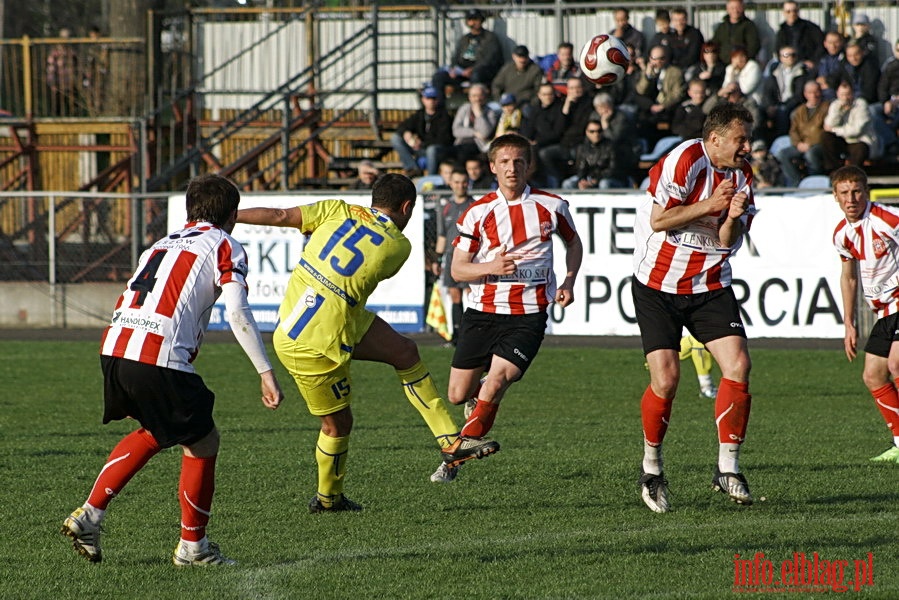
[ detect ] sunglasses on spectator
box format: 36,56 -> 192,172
586,128 -> 601,134
703,49 -> 717,54
781,52 -> 796,57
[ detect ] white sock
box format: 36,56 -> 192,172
81,503 -> 105,526
893,436 -> 899,447
180,537 -> 208,554
698,374 -> 714,390
718,443 -> 740,473
642,441 -> 663,475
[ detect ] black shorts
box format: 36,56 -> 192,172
864,313 -> 899,357
452,308 -> 548,374
100,356 -> 215,449
632,278 -> 746,355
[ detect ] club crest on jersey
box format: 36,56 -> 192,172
540,220 -> 553,240
872,232 -> 888,259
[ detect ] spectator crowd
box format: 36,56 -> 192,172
389,2 -> 899,191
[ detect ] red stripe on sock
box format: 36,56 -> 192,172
873,382 -> 899,435
641,385 -> 673,446
87,428 -> 161,509
715,378 -> 751,444
460,400 -> 498,438
179,454 -> 217,542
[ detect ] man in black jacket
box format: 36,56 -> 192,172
431,9 -> 504,102
390,85 -> 454,177
774,2 -> 824,70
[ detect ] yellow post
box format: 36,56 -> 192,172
22,36 -> 32,116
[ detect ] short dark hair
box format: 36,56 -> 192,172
487,133 -> 533,165
702,103 -> 753,140
831,165 -> 868,190
371,173 -> 416,212
558,42 -> 574,53
185,174 -> 240,226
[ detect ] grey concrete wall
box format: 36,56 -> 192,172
0,283 -> 120,328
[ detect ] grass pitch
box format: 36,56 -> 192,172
1,337 -> 896,599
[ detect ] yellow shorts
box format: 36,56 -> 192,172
273,328 -> 352,416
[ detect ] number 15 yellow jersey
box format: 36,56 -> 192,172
277,199 -> 411,366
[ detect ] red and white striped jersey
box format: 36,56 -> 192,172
634,139 -> 755,294
452,186 -> 578,314
100,221 -> 249,373
833,202 -> 899,318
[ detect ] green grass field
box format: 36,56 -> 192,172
1,338 -> 896,599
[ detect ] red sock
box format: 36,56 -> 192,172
460,400 -> 498,438
873,382 -> 899,436
715,378 -> 751,443
641,385 -> 673,446
178,455 -> 217,542
87,428 -> 161,509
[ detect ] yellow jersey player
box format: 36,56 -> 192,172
680,335 -> 719,399
237,174 -> 499,511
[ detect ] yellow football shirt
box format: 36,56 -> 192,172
276,199 -> 411,366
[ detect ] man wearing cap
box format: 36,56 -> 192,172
849,13 -> 879,64
491,44 -> 544,109
391,85 -> 454,178
432,9 -> 503,101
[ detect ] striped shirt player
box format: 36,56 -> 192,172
453,187 -> 578,314
634,138 -> 755,294
101,222 -> 251,371
631,104 -> 756,514
236,174 -> 500,509
62,174 -> 282,567
448,133 -> 583,447
831,165 -> 899,464
833,202 -> 899,319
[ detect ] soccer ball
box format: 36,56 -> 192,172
578,34 -> 630,86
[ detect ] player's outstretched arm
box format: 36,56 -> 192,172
236,206 -> 304,229
221,281 -> 285,409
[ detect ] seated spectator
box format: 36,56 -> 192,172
611,8 -> 646,64
669,7 -> 705,78
491,45 -> 544,109
760,45 -> 811,140
591,92 -> 639,178
348,159 -> 380,190
633,45 -> 686,143
451,83 -> 498,163
710,0 -> 760,61
749,140 -> 783,189
695,42 -> 726,100
816,31 -> 845,101
671,79 -> 708,140
391,85 -> 454,177
562,120 -> 631,190
495,93 -> 523,137
774,1 -> 824,70
603,42 -> 642,117
720,45 -> 762,104
466,156 -> 496,190
710,83 -> 763,138
431,9 -> 504,102
822,81 -> 877,171
836,41 -> 880,105
848,13 -> 880,65
775,80 -> 829,187
876,39 -> 899,155
538,77 -> 595,187
545,42 -> 582,96
520,83 -> 565,184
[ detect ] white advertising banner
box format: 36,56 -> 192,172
167,192 -> 425,333
169,190 -> 848,338
546,192 -> 848,338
